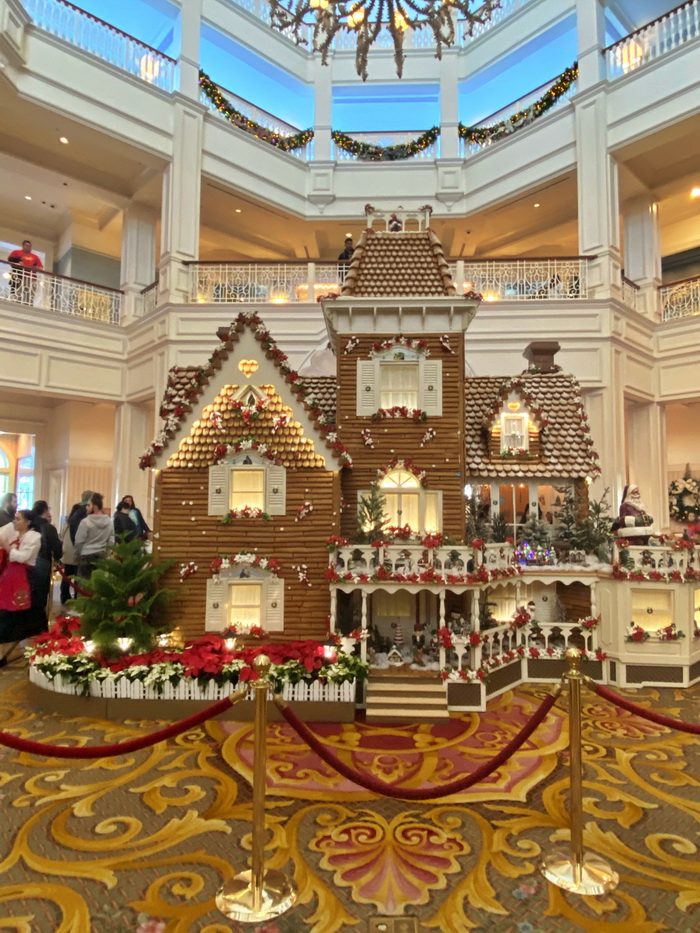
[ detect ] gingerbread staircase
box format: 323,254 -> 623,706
365,673 -> 450,723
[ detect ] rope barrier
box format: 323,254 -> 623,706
590,682 -> 700,735
54,563 -> 91,597
0,686 -> 248,759
274,685 -> 561,800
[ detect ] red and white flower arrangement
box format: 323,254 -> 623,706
211,553 -> 282,578
221,506 -> 270,524
625,624 -> 650,643
370,337 -> 429,356
371,407 -> 427,422
377,457 -> 428,487
656,623 -> 685,641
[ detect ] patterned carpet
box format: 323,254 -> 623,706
1,661 -> 700,933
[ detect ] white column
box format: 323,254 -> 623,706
113,402 -> 151,518
158,99 -> 205,304
575,91 -> 622,300
312,57 -> 333,162
623,195 -> 662,318
177,0 -> 203,100
627,401 -> 668,530
439,48 -> 459,159
120,204 -> 157,322
360,590 -> 368,663
576,0 -> 606,90
584,380 -> 626,507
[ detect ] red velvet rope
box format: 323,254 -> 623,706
591,682 -> 700,735
274,688 -> 560,800
0,691 -> 245,759
54,563 -> 91,597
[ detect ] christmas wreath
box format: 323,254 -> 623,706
668,476 -> 700,523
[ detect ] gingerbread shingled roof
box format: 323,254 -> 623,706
302,376 -> 337,422
465,373 -> 600,478
341,230 -> 456,298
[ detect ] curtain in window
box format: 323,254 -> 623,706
230,469 -> 264,509
380,362 -> 419,409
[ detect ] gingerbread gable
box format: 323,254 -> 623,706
340,229 -> 456,298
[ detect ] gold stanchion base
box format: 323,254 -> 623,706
540,850 -> 619,895
215,869 -> 297,923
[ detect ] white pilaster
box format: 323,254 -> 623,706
312,56 -> 333,162
120,204 -> 157,322
583,378 -> 626,507
575,0 -> 606,90
158,97 -> 205,304
113,401 -> 151,521
627,401 -> 668,530
177,0 -> 203,100
439,48 -> 459,160
575,91 -> 621,300
623,195 -> 662,318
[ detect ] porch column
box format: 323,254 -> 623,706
623,194 -> 662,319
120,204 -> 157,322
360,590 -> 368,663
627,400 -> 668,530
329,586 -> 337,630
439,590 -> 446,627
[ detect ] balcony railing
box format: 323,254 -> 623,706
22,0 -> 177,92
660,274 -> 700,321
621,275 -> 640,311
140,280 -> 158,318
330,543 -> 485,579
452,258 -> 590,300
613,543 -> 697,574
605,0 -> 700,80
0,261 -> 122,324
332,130 -> 439,160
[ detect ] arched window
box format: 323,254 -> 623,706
378,469 -> 441,533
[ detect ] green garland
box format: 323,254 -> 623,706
669,476 -> 700,523
199,70 -> 314,152
331,126 -> 440,162
199,62 -> 578,161
459,63 -> 578,147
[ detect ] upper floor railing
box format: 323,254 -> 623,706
140,280 -> 158,318
453,258 -> 590,301
660,274 -> 700,321
0,261 -> 122,324
622,275 -> 640,312
22,0 -> 177,92
605,0 -> 700,80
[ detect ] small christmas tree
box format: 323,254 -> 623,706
71,535 -> 175,654
356,480 -> 389,543
518,513 -> 551,548
575,487 -> 614,561
554,489 -> 579,545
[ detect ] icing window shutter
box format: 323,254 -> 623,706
265,577 -> 284,632
266,464 -> 286,514
208,464 -> 229,515
357,360 -> 377,415
205,577 -> 226,631
422,360 -> 442,415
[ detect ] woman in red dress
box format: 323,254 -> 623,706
0,510 -> 43,667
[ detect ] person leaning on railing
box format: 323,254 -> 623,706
7,240 -> 43,306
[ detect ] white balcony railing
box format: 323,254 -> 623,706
140,280 -> 158,318
660,275 -> 700,321
22,0 -> 177,92
0,261 -> 121,324
188,258 -> 592,305
452,258 -> 590,300
605,0 -> 700,80
614,543 -> 697,574
332,130 -> 439,161
621,275 -> 640,311
330,543 -> 484,578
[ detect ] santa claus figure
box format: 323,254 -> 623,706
613,484 -> 654,542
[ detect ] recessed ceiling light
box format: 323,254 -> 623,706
692,187 -> 700,198
235,208 -> 241,213
346,232 -> 352,236
59,136 -> 69,144
24,195 -> 32,200
533,202 -> 540,208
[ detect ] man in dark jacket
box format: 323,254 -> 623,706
114,500 -> 138,543
0,493 -> 17,528
32,500 -> 63,616
69,490 -> 94,544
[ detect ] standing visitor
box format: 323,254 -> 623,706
0,493 -> 17,528
0,509 -> 44,667
59,503 -> 81,605
68,490 -> 94,544
31,500 -> 63,616
74,493 -> 114,579
121,495 -> 150,540
7,240 -> 43,305
337,236 -> 354,261
114,499 -> 138,543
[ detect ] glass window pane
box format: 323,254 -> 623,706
380,362 -> 418,408
229,583 -> 262,627
424,492 -> 440,533
502,414 -> 527,449
230,469 -> 265,509
399,495 -> 419,530
384,493 -> 400,527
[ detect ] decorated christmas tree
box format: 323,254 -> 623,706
71,536 -> 175,654
356,480 -> 389,543
518,513 -> 551,548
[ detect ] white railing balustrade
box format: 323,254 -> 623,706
330,543 -> 482,578
606,0 -> 700,79
0,261 -> 121,324
333,130 -> 439,160
189,262 -> 344,304
482,542 -> 515,570
452,258 -> 589,300
23,0 -> 176,91
461,0 -> 530,43
614,543 -> 697,574
140,280 -> 158,317
660,275 -> 700,321
621,275 -> 639,311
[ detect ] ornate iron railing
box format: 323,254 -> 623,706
22,0 -> 177,92
332,130 -> 439,160
605,0 -> 700,79
451,258 -> 590,300
0,261 -> 122,324
660,275 -> 700,320
463,0 -> 531,43
621,275 -> 639,311
188,261 -> 345,304
140,280 -> 158,317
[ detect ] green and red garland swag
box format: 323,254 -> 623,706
459,63 -> 579,147
27,618 -> 368,696
199,70 -> 314,152
668,475 -> 700,523
332,127 -> 440,162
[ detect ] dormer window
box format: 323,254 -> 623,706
490,395 -> 540,461
208,451 -> 286,515
501,412 -> 528,452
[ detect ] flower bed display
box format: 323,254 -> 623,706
26,623 -> 368,701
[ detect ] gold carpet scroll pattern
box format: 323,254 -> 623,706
2,668 -> 700,930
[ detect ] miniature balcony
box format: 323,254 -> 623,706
614,542 -> 698,576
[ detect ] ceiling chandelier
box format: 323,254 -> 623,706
268,0 -> 501,80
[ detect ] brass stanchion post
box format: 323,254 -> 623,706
540,648 -> 618,895
216,655 -> 298,922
